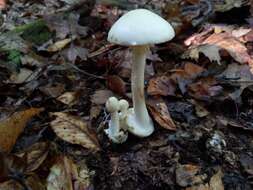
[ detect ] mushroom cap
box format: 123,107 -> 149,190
108,9 -> 175,46
119,99 -> 129,111
106,97 -> 119,113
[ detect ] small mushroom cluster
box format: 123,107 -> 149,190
104,97 -> 129,143
105,9 -> 175,143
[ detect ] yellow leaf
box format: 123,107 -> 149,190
57,92 -> 78,106
47,38 -> 71,52
50,112 -> 100,152
0,108 -> 43,153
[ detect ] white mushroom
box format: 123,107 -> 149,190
108,9 -> 175,137
118,99 -> 129,131
105,97 -> 128,143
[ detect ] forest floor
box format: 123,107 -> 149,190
0,0 -> 253,190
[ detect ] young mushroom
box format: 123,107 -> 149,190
108,9 -> 175,137
118,99 -> 129,131
105,97 -> 128,143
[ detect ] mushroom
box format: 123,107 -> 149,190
118,99 -> 129,131
105,97 -> 128,143
108,9 -> 175,137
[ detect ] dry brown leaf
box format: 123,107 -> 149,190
9,68 -> 33,84
0,180 -> 23,190
106,75 -> 126,95
0,108 -> 43,153
189,100 -> 209,117
47,38 -> 72,52
170,63 -> 206,94
26,175 -> 45,190
39,83 -> 66,98
184,28 -> 253,69
185,168 -> 224,190
16,142 -> 49,173
63,45 -> 88,62
44,13 -> 87,39
50,112 -> 100,151
176,164 -> 207,187
91,89 -> 113,105
57,92 -> 78,106
47,156 -> 92,190
147,76 -> 176,96
89,105 -> 102,120
209,169 -> 224,190
188,77 -> 223,100
0,0 -> 6,9
218,63 -> 253,100
148,99 -> 176,131
184,62 -> 205,77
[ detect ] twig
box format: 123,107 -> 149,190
65,62 -> 105,79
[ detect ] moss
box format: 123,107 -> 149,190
20,20 -> 52,46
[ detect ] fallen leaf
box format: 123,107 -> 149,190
184,28 -> 253,69
9,68 -> 33,84
189,100 -> 209,117
0,0 -> 6,9
209,169 -> 224,190
188,77 -> 223,100
57,92 -> 79,106
44,13 -> 88,39
91,89 -> 113,105
0,153 -> 26,183
50,112 -> 100,151
39,83 -> 65,98
47,38 -> 72,52
89,105 -> 102,120
0,108 -> 43,153
47,156 -> 93,190
185,170 -> 224,190
26,175 -> 45,190
148,99 -> 176,131
63,44 -> 88,62
217,63 -> 253,101
16,142 -> 49,173
0,180 -> 23,190
184,62 -> 205,78
187,44 -> 222,65
147,76 -> 176,96
106,75 -> 126,95
176,164 -> 207,187
170,62 -> 206,94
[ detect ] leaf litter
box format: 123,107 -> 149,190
0,0 -> 253,189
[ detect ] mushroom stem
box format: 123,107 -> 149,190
129,45 -> 154,136
110,111 -> 120,135
105,97 -> 128,143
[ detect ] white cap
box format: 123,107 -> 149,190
106,97 -> 119,113
108,9 -> 175,46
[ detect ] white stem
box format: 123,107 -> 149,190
131,45 -> 150,126
110,111 -> 120,135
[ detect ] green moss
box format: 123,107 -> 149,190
20,20 -> 52,46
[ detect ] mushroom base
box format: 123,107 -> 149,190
126,108 -> 154,137
105,121 -> 128,144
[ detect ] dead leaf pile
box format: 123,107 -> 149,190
184,25 -> 253,70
